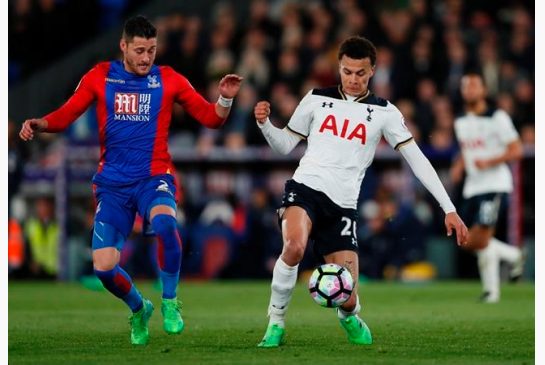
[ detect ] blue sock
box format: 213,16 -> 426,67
152,214 -> 182,299
94,265 -> 143,313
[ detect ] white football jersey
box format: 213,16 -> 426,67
454,108 -> 519,198
287,86 -> 413,209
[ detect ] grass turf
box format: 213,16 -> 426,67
8,280 -> 534,365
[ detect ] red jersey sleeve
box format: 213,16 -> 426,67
170,70 -> 225,129
43,64 -> 104,132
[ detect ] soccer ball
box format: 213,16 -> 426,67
308,263 -> 354,308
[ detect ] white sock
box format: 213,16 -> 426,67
489,237 -> 521,264
268,258 -> 298,328
337,295 -> 361,320
476,244 -> 500,300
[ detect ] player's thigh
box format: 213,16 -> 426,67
312,207 -> 359,258
463,193 -> 504,250
280,205 -> 312,250
137,175 -> 178,219
93,187 -> 136,248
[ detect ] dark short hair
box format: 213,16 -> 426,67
462,69 -> 485,81
122,15 -> 157,41
338,36 -> 377,66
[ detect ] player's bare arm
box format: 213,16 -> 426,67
19,118 -> 48,141
449,154 -> 465,184
474,139 -> 523,170
215,74 -> 244,118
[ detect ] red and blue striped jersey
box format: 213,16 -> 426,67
44,60 -> 224,186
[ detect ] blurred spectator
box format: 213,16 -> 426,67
371,46 -> 395,100
414,78 -> 437,143
23,197 -> 59,279
9,0 -> 534,282
358,188 -> 429,280
8,218 -> 26,274
186,200 -> 237,279
8,119 -> 29,216
478,41 -> 501,98
520,124 -> 535,146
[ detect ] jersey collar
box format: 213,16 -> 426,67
338,85 -> 371,102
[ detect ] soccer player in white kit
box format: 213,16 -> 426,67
254,36 -> 468,347
450,72 -> 525,303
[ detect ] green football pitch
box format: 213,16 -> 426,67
9,280 -> 534,365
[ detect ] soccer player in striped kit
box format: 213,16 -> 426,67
19,15 -> 243,345
254,36 -> 468,347
450,72 -> 525,303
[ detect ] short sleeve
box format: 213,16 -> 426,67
495,110 -> 519,144
382,103 -> 414,149
286,90 -> 314,137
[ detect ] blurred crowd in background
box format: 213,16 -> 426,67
8,0 -> 534,283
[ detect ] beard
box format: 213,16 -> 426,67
124,58 -> 150,76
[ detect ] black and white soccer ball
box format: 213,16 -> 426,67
308,263 -> 354,308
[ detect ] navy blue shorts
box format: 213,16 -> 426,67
278,179 -> 359,257
92,174 -> 177,247
461,192 -> 507,228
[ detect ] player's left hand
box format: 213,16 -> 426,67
474,159 -> 492,170
218,74 -> 244,99
445,212 -> 469,246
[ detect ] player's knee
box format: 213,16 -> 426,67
283,238 -> 306,262
92,248 -> 119,271
151,214 -> 177,239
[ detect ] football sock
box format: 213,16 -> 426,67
476,244 -> 499,299
94,265 -> 143,313
268,258 -> 298,328
337,296 -> 361,320
152,214 -> 182,300
489,237 -> 520,264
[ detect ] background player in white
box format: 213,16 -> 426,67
254,36 -> 468,347
450,72 -> 525,303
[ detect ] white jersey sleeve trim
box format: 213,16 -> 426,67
399,141 -> 456,214
257,118 -> 303,155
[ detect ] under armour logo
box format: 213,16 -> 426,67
366,106 -> 374,121
322,102 -> 333,108
287,192 -> 296,203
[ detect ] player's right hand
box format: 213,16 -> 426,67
254,101 -> 271,124
19,118 -> 47,141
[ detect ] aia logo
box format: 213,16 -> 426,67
461,139 -> 485,149
318,114 -> 367,144
115,93 -> 139,114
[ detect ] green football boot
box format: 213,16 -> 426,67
129,298 -> 154,345
257,324 -> 285,348
161,298 -> 184,335
339,315 -> 373,345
